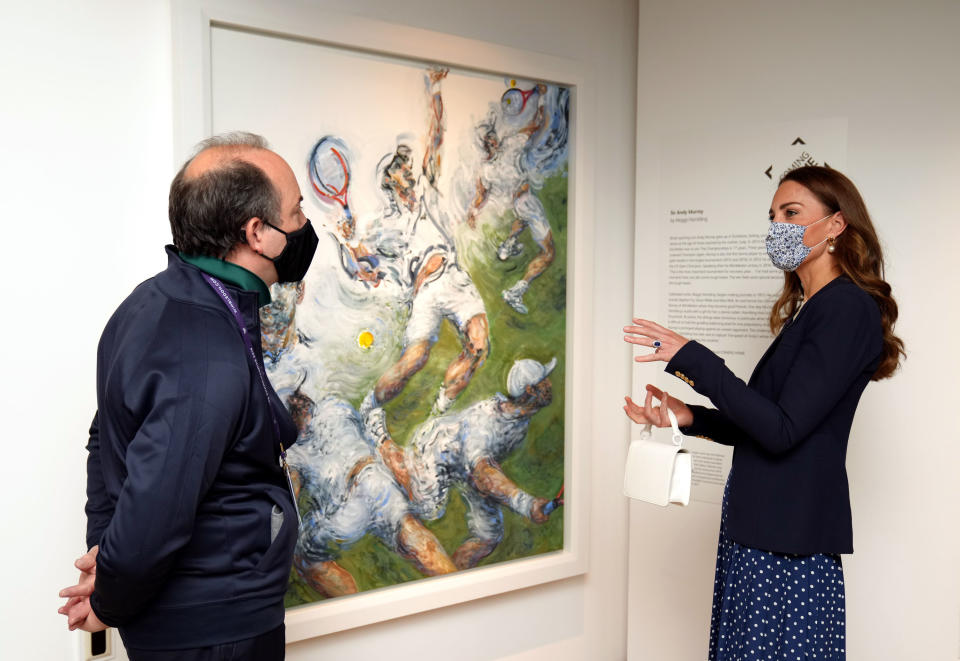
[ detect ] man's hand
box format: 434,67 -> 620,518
337,218 -> 355,240
59,545 -> 98,601
58,546 -> 106,631
529,497 -> 551,524
69,602 -> 107,633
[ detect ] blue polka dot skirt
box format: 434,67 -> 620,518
709,478 -> 846,660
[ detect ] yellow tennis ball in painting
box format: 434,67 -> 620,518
357,330 -> 375,351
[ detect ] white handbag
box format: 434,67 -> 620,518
623,407 -> 691,506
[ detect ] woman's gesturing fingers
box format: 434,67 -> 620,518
625,318 -> 689,364
623,396 -> 647,424
659,391 -> 673,427
645,383 -> 694,426
643,388 -> 656,421
624,384 -> 695,429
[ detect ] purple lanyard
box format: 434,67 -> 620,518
202,273 -> 301,526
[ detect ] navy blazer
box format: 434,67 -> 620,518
667,276 -> 882,555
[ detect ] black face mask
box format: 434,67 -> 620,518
263,219 -> 319,283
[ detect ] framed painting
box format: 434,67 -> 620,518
172,0 -> 595,641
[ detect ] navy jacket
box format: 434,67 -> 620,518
85,247 -> 299,650
667,276 -> 882,555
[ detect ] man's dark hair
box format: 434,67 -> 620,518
169,132 -> 280,258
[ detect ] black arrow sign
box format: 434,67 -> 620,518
765,165 -> 773,179
791,137 -> 806,145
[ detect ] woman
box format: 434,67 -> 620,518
623,166 -> 904,660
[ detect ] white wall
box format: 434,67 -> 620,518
0,1 -> 638,659
0,2 -> 174,659
629,1 -> 960,660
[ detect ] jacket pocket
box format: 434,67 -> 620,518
255,491 -> 296,573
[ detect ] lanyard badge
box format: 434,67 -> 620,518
279,444 -> 303,527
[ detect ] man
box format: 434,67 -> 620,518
361,67 -> 490,418
366,357 -> 560,569
465,83 -> 561,315
282,390 -> 456,596
57,132 -> 318,659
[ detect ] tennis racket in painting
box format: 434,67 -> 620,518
543,483 -> 564,516
309,136 -> 354,237
500,86 -> 538,117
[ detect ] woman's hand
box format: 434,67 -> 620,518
623,384 -> 693,427
623,318 -> 689,363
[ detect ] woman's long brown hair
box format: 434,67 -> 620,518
770,166 -> 905,380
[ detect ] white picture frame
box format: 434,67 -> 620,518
171,0 -> 595,642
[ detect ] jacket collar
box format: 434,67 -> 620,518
178,251 -> 271,307
158,246 -> 263,326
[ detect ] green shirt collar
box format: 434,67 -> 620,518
179,252 -> 272,307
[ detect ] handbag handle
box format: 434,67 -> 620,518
637,406 -> 684,447
666,407 -> 683,447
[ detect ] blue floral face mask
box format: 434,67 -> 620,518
765,213 -> 834,272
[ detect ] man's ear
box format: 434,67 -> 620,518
525,383 -> 536,398
243,217 -> 265,253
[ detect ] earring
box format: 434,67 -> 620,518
827,237 -> 836,254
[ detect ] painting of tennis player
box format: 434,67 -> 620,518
216,38 -> 570,606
